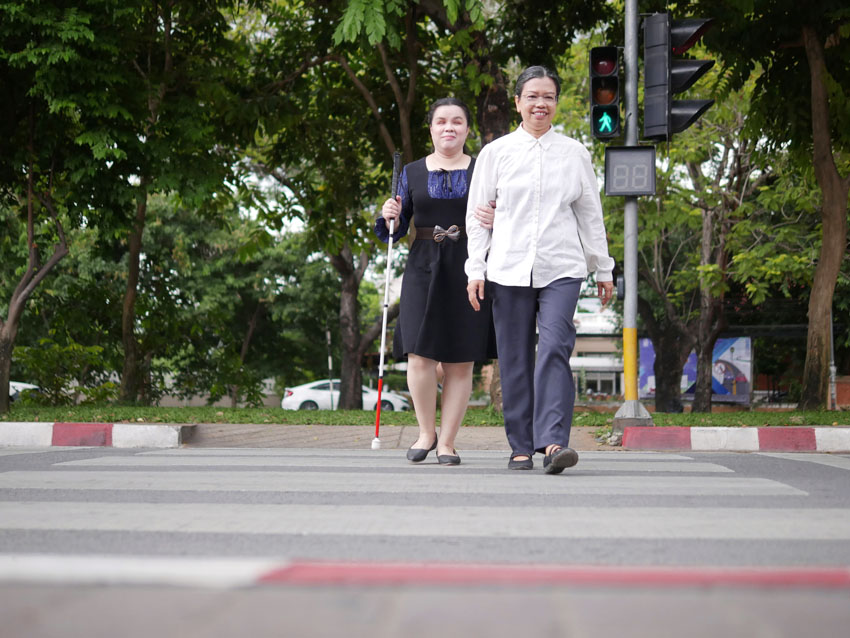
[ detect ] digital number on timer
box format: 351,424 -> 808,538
604,147 -> 656,197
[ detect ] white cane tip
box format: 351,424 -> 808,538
371,438 -> 381,450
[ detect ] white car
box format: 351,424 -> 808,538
281,379 -> 410,411
9,381 -> 39,402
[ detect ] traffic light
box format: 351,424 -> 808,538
589,46 -> 620,139
643,13 -> 714,141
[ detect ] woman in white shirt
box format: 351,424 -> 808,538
465,66 -> 615,473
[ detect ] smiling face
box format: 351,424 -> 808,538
515,77 -> 558,137
429,105 -> 469,155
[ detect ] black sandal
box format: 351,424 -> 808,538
508,454 -> 533,470
543,446 -> 578,474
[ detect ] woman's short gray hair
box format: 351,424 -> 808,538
514,65 -> 561,98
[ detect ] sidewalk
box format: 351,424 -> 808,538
2,420 -> 850,452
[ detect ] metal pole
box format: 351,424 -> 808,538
829,308 -> 837,410
613,0 -> 653,436
326,328 -> 334,410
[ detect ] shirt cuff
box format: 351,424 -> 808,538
373,217 -> 404,243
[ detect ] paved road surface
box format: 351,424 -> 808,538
1,447 -> 849,637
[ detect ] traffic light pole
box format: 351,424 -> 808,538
612,0 -> 653,438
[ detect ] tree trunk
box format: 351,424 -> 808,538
692,205 -> 727,413
692,339 -> 717,412
230,302 -> 262,408
119,187 -> 148,403
0,329 -> 14,414
331,244 -> 365,409
652,332 -> 693,413
798,25 -> 850,409
0,147 -> 69,412
472,32 -> 514,144
638,297 -> 694,413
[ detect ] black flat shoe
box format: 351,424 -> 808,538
543,446 -> 578,474
437,449 -> 461,465
407,438 -> 437,463
508,455 -> 533,470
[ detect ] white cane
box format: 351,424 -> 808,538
373,151 -> 402,450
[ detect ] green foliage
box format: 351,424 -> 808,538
14,337 -> 108,405
333,0 -> 405,46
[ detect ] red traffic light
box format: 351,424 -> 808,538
592,57 -> 616,76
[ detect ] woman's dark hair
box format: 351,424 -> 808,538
514,65 -> 561,98
426,97 -> 472,127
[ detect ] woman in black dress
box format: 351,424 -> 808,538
375,97 -> 496,465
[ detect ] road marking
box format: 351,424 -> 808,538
758,453 -> 850,471
0,470 -> 802,496
55,456 -> 734,473
0,449 -> 71,457
1,554 -> 848,590
260,561 -> 850,589
140,449 -> 696,460
0,553 -> 278,588
1,502 -> 844,539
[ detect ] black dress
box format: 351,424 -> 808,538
374,157 -> 497,363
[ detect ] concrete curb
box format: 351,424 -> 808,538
623,426 -> 850,453
0,422 -> 193,448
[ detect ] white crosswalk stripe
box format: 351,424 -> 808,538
2,501 -> 847,539
0,470 -> 800,495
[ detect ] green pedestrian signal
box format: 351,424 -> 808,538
589,46 -> 621,140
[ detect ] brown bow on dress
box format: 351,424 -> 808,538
433,224 -> 461,242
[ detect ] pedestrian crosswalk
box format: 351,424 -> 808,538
1,447 -> 849,587
3,446 -> 850,638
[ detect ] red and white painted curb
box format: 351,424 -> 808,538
1,555 -> 849,590
0,422 -> 190,448
623,426 -> 850,453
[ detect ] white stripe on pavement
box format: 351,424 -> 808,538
54,456 -> 734,473
0,553 -> 279,588
139,449 -> 696,460
0,449 -> 70,457
0,471 -> 803,496
758,453 -> 850,471
0,502 -> 846,539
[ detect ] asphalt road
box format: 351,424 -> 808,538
1,446 -> 849,637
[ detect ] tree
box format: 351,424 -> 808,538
110,1 -> 254,403
693,0 -> 850,408
0,0 -> 138,412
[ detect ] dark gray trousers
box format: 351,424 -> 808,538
491,277 -> 582,456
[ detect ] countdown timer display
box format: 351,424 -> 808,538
604,146 -> 656,197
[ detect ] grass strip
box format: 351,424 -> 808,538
2,405 -> 847,427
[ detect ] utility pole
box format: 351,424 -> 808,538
612,0 -> 653,437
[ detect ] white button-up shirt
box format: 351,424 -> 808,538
465,125 -> 614,288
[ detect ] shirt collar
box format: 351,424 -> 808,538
515,123 -> 557,149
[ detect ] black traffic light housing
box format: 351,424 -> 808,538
589,46 -> 621,139
643,13 -> 715,141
